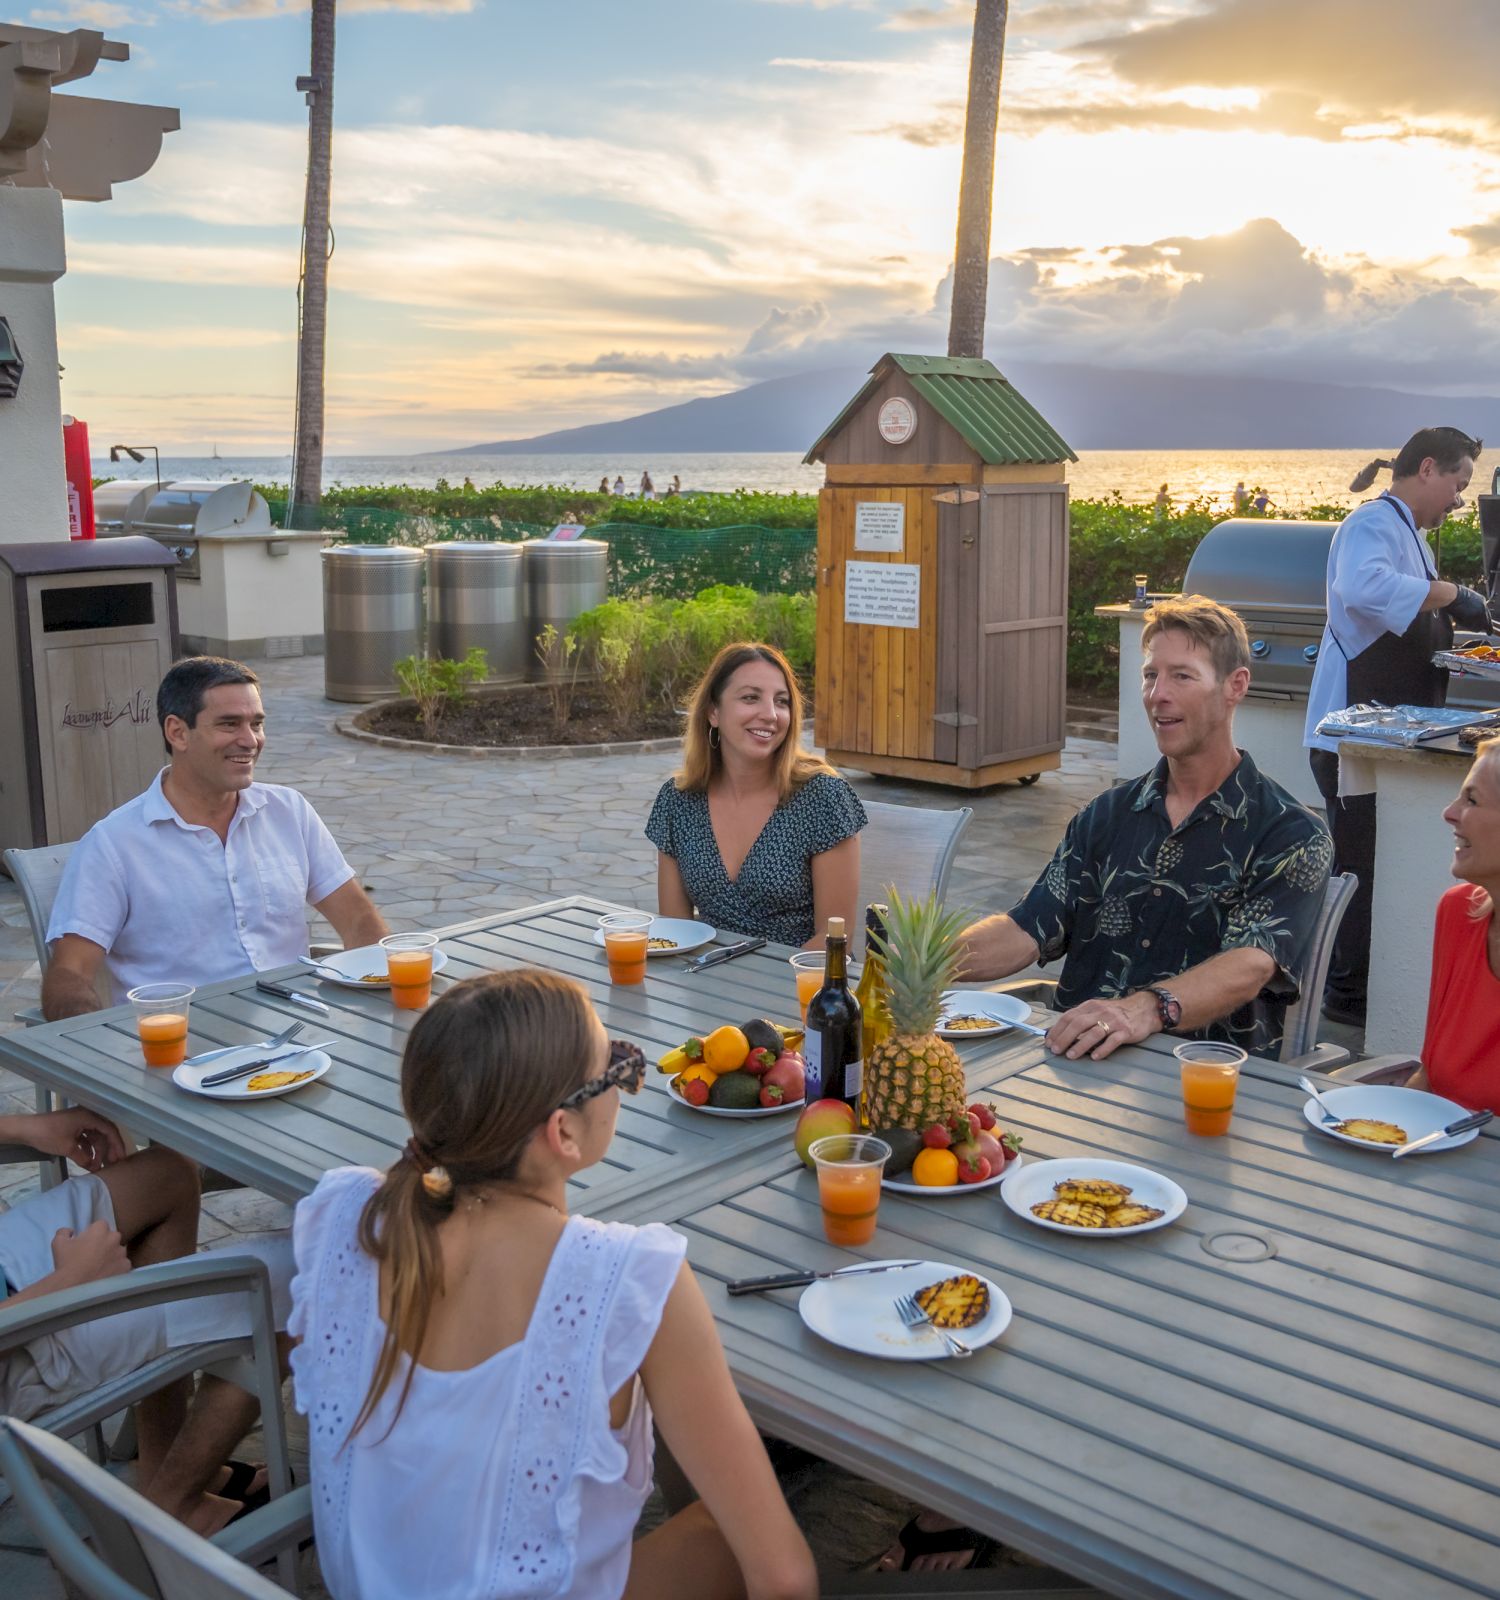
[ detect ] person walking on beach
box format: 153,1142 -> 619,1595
1233,481 -> 1250,512
1253,489 -> 1272,513
1154,484 -> 1170,519
640,469 -> 655,499
612,474 -> 624,495
598,475 -> 610,493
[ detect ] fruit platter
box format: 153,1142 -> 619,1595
659,1019 -> 807,1116
877,1102 -> 1024,1193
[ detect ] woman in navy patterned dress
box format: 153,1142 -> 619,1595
646,644 -> 865,949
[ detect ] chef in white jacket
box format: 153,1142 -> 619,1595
1304,426 -> 1489,1026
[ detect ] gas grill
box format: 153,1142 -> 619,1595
1182,515 -> 1500,715
102,480 -> 273,580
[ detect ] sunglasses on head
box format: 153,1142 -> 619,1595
556,1039 -> 646,1112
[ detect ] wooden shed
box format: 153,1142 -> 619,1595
804,352 -> 1076,790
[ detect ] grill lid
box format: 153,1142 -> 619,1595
1183,518 -> 1337,616
133,480 -> 272,539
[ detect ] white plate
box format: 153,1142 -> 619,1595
936,990 -> 1035,1040
592,917 -> 716,957
799,1259 -> 1012,1361
666,1079 -> 803,1117
173,1048 -> 331,1101
311,945 -> 449,989
1302,1084 -> 1482,1155
1002,1157 -> 1187,1236
882,1150 -> 1027,1194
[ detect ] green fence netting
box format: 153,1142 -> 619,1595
268,502 -> 816,600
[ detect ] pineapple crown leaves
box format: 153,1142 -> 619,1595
868,887 -> 972,1036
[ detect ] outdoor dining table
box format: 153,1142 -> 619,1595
3,893 -> 1498,1599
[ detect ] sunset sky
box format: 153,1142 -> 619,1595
31,0 -> 1500,452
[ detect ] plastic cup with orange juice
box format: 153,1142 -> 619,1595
1173,1041 -> 1246,1135
809,1133 -> 891,1247
598,912 -> 651,985
790,951 -> 860,1020
381,933 -> 439,1010
128,982 -> 195,1068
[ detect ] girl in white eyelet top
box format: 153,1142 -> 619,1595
289,968 -> 815,1600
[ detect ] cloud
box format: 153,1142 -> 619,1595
742,302 -> 831,355
875,103 -> 964,146
29,2 -> 153,25
769,56 -> 898,75
1455,218 -> 1500,256
882,3 -> 973,30
1078,0 -> 1500,138
176,0 -> 474,17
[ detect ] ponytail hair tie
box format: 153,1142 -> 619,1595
403,1136 -> 453,1200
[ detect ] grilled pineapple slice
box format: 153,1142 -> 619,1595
913,1274 -> 990,1329
1335,1117 -> 1407,1146
1105,1203 -> 1165,1229
1052,1178 -> 1131,1208
1031,1198 -> 1110,1228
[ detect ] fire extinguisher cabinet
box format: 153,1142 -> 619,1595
803,353 -> 1076,790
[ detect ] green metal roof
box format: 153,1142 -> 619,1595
803,352 -> 1077,466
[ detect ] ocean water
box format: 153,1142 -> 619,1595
92,447 -> 1424,514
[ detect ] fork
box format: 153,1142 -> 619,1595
182,1020 -> 305,1069
894,1293 -> 973,1359
1297,1074 -> 1341,1126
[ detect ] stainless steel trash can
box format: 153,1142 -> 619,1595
0,538 -> 181,850
425,541 -> 526,684
322,545 -> 424,703
523,539 -> 608,680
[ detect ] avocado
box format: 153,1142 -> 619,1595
740,1019 -> 783,1060
707,1070 -> 763,1110
876,1127 -> 924,1177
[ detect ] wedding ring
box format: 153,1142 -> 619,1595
1096,1020 -> 1111,1034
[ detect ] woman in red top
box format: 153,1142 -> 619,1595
1409,737 -> 1500,1112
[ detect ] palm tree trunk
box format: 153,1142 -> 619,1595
292,0 -> 336,511
948,0 -> 1008,359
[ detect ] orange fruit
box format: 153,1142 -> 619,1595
911,1148 -> 959,1187
675,1063 -> 716,1090
703,1025 -> 750,1073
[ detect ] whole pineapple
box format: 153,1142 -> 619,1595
863,889 -> 970,1130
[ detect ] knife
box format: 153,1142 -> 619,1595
1391,1109 -> 1493,1158
255,979 -> 330,1016
684,937 -> 767,973
727,1260 -> 921,1296
200,1042 -> 335,1089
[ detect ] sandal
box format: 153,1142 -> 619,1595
220,1460 -> 268,1510
893,1515 -> 998,1572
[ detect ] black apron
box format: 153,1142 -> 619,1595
1331,493 -> 1451,710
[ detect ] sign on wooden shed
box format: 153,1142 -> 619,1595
804,352 -> 1076,789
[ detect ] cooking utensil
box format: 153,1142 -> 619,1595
683,937 -> 767,973
894,1292 -> 972,1359
183,1020 -> 304,1069
200,1041 -> 337,1089
254,980 -> 330,1016
1298,1074 -> 1340,1126
727,1259 -> 921,1296
1391,1108 -> 1493,1158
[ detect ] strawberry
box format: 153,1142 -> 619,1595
954,1144 -> 992,1184
967,1101 -> 997,1131
679,1077 -> 710,1106
921,1123 -> 953,1149
744,1045 -> 778,1076
759,1083 -> 786,1108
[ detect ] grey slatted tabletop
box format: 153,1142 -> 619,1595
604,1031 -> 1500,1600
0,895 -> 881,1209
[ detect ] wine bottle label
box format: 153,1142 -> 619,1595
843,1055 -> 863,1101
803,1031 -> 823,1100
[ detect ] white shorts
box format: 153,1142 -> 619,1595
0,1174 -> 293,1422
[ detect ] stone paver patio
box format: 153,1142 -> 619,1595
0,655 -> 1125,1594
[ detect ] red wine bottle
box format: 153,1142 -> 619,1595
804,916 -> 863,1117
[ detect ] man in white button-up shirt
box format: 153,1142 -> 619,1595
43,657 -> 390,1018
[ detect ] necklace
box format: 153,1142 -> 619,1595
469,1185 -> 566,1218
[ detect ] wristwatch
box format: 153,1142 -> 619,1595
1144,985 -> 1182,1031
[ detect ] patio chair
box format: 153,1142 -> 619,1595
0,1416 -> 311,1600
993,873 -> 1358,1069
0,1250 -> 297,1590
858,801 -> 974,912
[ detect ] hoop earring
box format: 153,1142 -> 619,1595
709,725 -> 720,749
